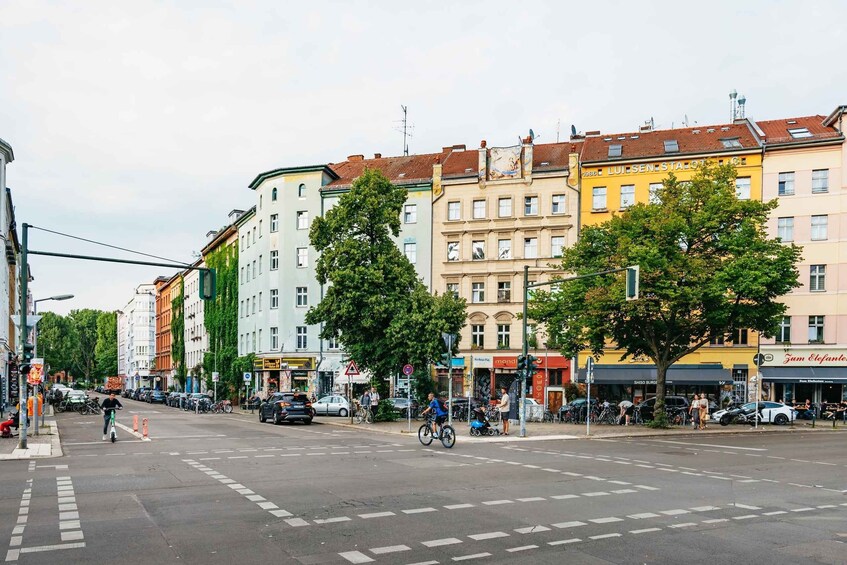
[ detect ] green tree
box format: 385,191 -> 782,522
306,168 -> 466,395
529,162 -> 801,424
68,309 -> 101,384
37,312 -> 77,379
171,276 -> 186,390
94,311 -> 118,379
202,241 -> 239,399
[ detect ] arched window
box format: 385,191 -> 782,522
272,187 -> 278,201
298,184 -> 306,198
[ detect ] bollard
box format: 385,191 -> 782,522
142,418 -> 149,439
133,415 -> 139,433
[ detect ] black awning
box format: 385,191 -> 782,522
760,367 -> 847,384
576,364 -> 730,385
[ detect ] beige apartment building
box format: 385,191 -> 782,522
433,139 -> 580,410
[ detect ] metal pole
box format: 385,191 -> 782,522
407,373 -> 412,433
520,265 -> 529,438
586,378 -> 591,436
448,350 -> 453,427
18,224 -> 29,449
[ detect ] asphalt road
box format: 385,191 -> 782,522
1,398 -> 845,565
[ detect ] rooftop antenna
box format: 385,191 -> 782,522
729,89 -> 738,121
683,114 -> 689,128
394,105 -> 414,156
556,119 -> 561,143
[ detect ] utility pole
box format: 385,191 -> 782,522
18,223 -> 29,449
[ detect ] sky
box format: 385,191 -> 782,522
1,0 -> 845,316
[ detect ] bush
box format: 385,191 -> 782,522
647,411 -> 670,429
374,399 -> 399,422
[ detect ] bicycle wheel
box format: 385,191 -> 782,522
418,423 -> 433,445
355,409 -> 365,424
224,403 -> 233,414
366,410 -> 374,424
440,425 -> 456,448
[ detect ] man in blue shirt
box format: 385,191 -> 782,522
421,392 -> 448,437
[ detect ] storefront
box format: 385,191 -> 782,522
536,355 -> 571,412
576,364 -> 735,406
435,357 -> 465,397
316,357 -> 342,397
760,347 -> 847,404
255,356 -> 316,395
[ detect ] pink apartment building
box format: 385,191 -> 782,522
757,107 -> 847,406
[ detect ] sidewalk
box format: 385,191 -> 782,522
0,409 -> 63,460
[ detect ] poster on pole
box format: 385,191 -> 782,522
28,358 -> 45,386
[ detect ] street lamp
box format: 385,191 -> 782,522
31,294 -> 74,436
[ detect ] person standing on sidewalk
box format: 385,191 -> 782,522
498,386 -> 511,435
689,394 -> 700,430
698,393 -> 709,429
370,387 -> 380,415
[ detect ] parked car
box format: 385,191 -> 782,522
185,393 -> 212,410
635,396 -> 690,421
138,389 -> 153,402
711,401 -> 796,425
122,388 -> 134,399
386,397 -> 420,417
259,392 -> 313,425
312,395 -> 350,417
133,387 -> 151,401
558,398 -> 598,421
165,392 -> 180,407
148,390 -> 167,404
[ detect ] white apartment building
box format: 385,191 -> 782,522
121,283 -> 156,390
117,309 -> 128,378
183,264 -> 207,393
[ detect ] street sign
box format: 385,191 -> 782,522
243,372 -> 252,382
344,361 -> 360,377
753,353 -> 766,367
212,372 -> 220,383
402,364 -> 414,376
585,357 -> 594,383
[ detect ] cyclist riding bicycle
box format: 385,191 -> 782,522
101,392 -> 123,441
421,392 -> 448,437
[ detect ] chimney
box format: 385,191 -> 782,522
480,140 -> 487,148
374,153 -> 382,159
348,154 -> 364,161
585,130 -> 601,138
452,144 -> 466,151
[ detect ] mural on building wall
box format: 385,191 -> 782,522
475,371 -> 491,404
487,146 -> 523,181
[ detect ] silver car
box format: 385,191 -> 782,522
312,395 -> 350,417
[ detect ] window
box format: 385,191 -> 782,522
446,283 -> 459,299
296,286 -> 308,306
327,336 -> 339,350
777,217 -> 794,242
472,240 -> 485,260
812,169 -> 829,193
472,282 -> 485,303
404,242 -> 417,264
788,127 -> 812,139
471,325 -> 485,348
240,300 -> 244,317
270,289 -> 279,309
270,214 -> 278,232
241,235 -> 245,250
663,139 -> 679,153
447,242 -> 459,261
524,237 -> 538,259
245,297 -> 250,316
808,316 -> 824,343
252,227 -> 256,243
403,204 -> 417,223
240,266 -> 244,284
551,236 -> 565,258
811,215 -> 828,240
497,324 -> 511,348
777,316 -> 790,343
252,260 -> 257,279
735,177 -> 751,200
259,256 -> 263,274
778,172 -> 795,196
648,182 -> 662,204
733,329 -> 748,345
272,187 -> 278,201
710,334 -> 725,346
551,194 -> 566,214
498,238 -> 511,259
810,264 -> 826,291
497,281 -> 511,302
447,201 -> 460,221
608,144 -> 622,158
473,199 -> 486,219
298,183 -> 306,198
252,332 -> 256,352
620,185 -> 635,208
592,187 -> 607,210
498,197 -> 512,217
259,195 -> 262,210
297,211 -> 309,230
270,327 -> 279,350
524,196 -> 538,216
252,295 -> 256,315
270,250 -> 279,270
297,247 -> 308,267
296,326 -> 307,349
721,138 -> 742,148
259,220 -> 263,237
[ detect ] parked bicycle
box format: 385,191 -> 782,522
418,414 -> 456,448
212,400 -> 233,414
354,405 -> 373,424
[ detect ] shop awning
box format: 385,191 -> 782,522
760,367 -> 847,384
576,364 -> 731,385
317,358 -> 342,373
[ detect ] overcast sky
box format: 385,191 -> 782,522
2,0 -> 845,316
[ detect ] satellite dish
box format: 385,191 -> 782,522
529,129 -> 535,141
571,124 -> 577,136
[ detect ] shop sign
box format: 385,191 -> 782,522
262,358 -> 283,370
283,357 -> 315,370
493,356 -> 517,369
762,347 -> 847,367
584,156 -> 745,178
472,355 -> 493,368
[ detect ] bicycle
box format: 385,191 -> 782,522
542,409 -> 557,423
212,400 -> 233,414
418,415 -> 455,448
355,406 -> 373,424
666,407 -> 688,426
596,406 -> 617,425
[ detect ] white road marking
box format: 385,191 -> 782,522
422,538 -> 463,547
669,523 -> 697,528
628,512 -> 660,519
762,511 -> 788,516
631,528 -> 662,534
548,538 -> 581,545
551,495 -> 579,500
468,532 -> 509,541
650,439 -> 767,451
514,526 -> 551,534
453,553 -> 491,561
339,550 -> 374,563
552,521 -> 586,528
690,506 -> 720,512
590,533 -> 622,540
732,503 -> 761,510
314,517 -> 351,524
516,497 -> 545,502
360,511 -> 396,519
403,507 -> 437,514
506,545 -> 538,552
370,545 -> 410,554
481,500 -> 513,506
444,504 -> 474,510
660,509 -> 689,516
589,517 -> 623,524
702,518 -> 729,524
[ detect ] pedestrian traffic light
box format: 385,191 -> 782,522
626,265 -> 640,301
22,343 -> 34,363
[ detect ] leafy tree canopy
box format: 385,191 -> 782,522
306,168 -> 466,390
529,162 -> 801,415
94,311 -> 118,379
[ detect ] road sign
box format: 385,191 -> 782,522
344,361 -> 360,377
402,364 -> 414,376
753,353 -> 766,367
243,372 -> 252,382
212,372 -> 219,383
585,357 -> 594,383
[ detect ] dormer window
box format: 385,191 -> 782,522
608,144 -> 622,158
721,138 -> 742,148
663,140 -> 679,153
788,127 -> 812,139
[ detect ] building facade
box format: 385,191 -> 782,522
117,309 -> 128,378
0,138 -> 17,407
123,283 -> 156,390
154,274 -> 180,390
575,121 -> 764,405
757,109 -> 847,405
183,261 -> 207,393
433,139 -> 580,410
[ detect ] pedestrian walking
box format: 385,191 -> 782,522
370,387 -> 380,412
498,386 -> 511,435
698,393 -> 708,430
689,394 -> 700,430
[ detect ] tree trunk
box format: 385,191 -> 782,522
655,362 -> 668,415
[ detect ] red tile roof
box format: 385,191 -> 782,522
439,141 -> 579,178
324,152 -> 444,190
754,115 -> 841,145
580,123 -> 760,163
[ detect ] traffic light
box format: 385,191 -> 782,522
626,265 -> 640,301
526,354 -> 540,376
22,342 -> 34,363
440,353 -> 451,367
199,268 -> 217,300
517,354 -> 527,378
